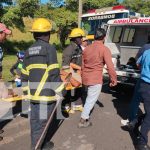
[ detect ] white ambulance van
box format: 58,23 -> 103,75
104,17 -> 150,87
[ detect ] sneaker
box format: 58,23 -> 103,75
74,105 -> 83,112
136,144 -> 150,150
121,122 -> 135,131
68,109 -> 75,114
78,120 -> 92,128
121,119 -> 129,126
42,141 -> 54,150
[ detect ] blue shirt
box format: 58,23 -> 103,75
137,49 -> 150,83
136,44 -> 150,59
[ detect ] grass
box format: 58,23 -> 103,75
3,53 -> 62,81
2,18 -> 64,81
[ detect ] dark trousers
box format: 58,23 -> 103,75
129,79 -> 141,121
30,102 -> 55,149
62,86 -> 87,107
139,80 -> 150,145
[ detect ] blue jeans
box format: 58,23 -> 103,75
129,79 -> 141,121
81,84 -> 102,120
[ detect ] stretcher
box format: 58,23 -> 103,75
60,63 -> 82,90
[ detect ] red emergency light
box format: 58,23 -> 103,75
87,9 -> 96,13
112,5 -> 126,10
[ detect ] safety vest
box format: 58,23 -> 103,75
20,40 -> 64,103
21,63 -> 64,103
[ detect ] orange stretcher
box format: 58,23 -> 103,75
60,63 -> 82,90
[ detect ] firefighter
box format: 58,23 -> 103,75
61,28 -> 85,114
21,18 -> 62,150
0,23 -> 11,141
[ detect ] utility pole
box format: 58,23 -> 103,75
78,0 -> 82,28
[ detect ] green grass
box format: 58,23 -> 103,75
3,53 -> 62,81
2,18 -> 63,81
3,55 -> 17,81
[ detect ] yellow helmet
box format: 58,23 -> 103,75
30,18 -> 52,32
69,28 -> 85,38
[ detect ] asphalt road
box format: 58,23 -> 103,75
0,84 -> 147,150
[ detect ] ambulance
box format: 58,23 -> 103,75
81,5 -> 144,39
104,17 -> 150,86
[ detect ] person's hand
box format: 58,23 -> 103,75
55,94 -> 63,101
109,80 -> 117,87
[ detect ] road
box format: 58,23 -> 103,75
0,84 -> 146,150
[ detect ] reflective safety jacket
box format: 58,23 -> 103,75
21,39 -> 62,103
62,41 -> 82,67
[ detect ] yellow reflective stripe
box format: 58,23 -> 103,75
21,68 -> 29,76
35,63 -> 59,96
34,74 -> 49,96
1,95 -> 56,102
47,64 -> 59,71
1,95 -> 27,102
55,83 -> 65,93
30,95 -> 56,101
26,64 -> 47,71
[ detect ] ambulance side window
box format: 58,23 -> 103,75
109,26 -> 122,43
123,28 -> 135,43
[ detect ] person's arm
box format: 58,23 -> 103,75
136,55 -> 142,70
21,53 -> 29,95
62,46 -> 73,68
135,45 -> 145,60
103,46 -> 117,87
10,61 -> 19,76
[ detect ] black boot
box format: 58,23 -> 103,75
42,141 -> 54,150
0,136 -> 3,141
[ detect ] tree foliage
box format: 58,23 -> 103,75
0,0 -> 13,21
49,7 -> 78,47
1,0 -> 150,48
123,0 -> 150,16
16,0 -> 39,17
1,0 -> 39,30
65,0 -> 118,12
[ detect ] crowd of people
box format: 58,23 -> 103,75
0,18 -> 150,150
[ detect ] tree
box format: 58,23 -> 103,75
16,0 -> 39,17
65,0 -> 118,12
123,0 -> 150,16
1,0 -> 39,29
49,7 -> 78,47
0,0 -> 13,21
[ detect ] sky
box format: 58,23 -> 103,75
41,0 -> 64,4
41,0 -> 49,3
40,0 -> 124,4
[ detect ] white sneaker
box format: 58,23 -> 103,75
121,119 -> 129,126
